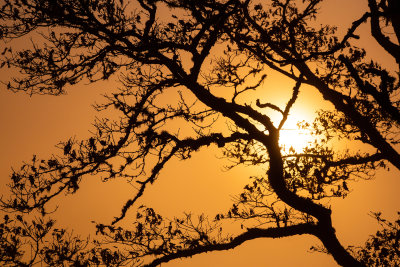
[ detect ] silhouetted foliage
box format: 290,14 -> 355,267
0,0 -> 399,266
355,212 -> 400,266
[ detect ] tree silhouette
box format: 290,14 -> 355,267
0,0 -> 399,266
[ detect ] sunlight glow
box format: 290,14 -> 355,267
278,113 -> 314,153
279,127 -> 313,153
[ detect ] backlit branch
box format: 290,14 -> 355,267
145,224 -> 317,267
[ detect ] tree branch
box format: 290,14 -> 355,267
144,224 -> 317,267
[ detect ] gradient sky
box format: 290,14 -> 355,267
0,0 -> 399,266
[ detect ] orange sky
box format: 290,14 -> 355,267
0,0 -> 399,266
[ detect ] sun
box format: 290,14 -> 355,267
278,113 -> 314,153
279,126 -> 312,153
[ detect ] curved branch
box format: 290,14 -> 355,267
326,152 -> 385,167
368,0 -> 400,64
339,55 -> 400,124
144,224 -> 317,267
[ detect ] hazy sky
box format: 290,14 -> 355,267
0,0 -> 399,266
